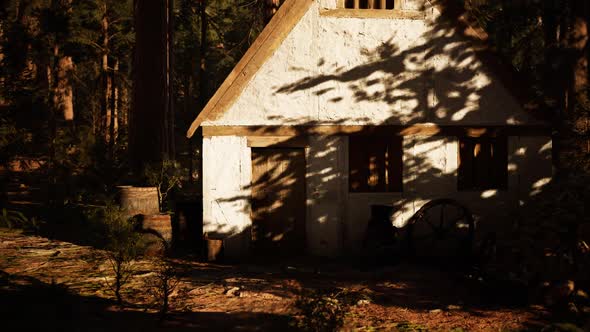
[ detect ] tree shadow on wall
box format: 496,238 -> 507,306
205,2 -> 552,263
274,9 -> 541,126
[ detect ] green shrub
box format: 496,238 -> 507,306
293,289 -> 349,332
144,160 -> 182,212
394,322 -> 429,332
0,208 -> 44,233
145,258 -> 180,320
95,203 -> 141,305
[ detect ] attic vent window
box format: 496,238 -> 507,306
344,0 -> 395,10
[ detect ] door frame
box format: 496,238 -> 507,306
249,140 -> 309,255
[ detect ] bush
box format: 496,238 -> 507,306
96,203 -> 141,305
0,208 -> 44,234
515,175 -> 590,282
293,289 -> 350,332
145,258 -> 180,320
144,160 -> 182,212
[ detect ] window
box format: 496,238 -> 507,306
458,137 -> 508,191
349,136 -> 403,192
344,0 -> 395,10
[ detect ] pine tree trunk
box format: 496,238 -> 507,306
120,81 -> 129,129
166,0 -> 175,158
53,56 -> 74,121
572,1 -> 589,95
130,0 -> 171,171
53,0 -> 74,122
109,59 -> 119,156
190,0 -> 209,186
198,0 -> 207,109
101,7 -> 111,146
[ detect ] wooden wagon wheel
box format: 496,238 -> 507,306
406,199 -> 475,262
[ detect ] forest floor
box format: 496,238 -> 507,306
0,228 -> 587,331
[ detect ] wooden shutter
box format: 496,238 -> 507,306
387,136 -> 403,192
458,139 -> 474,190
458,137 -> 508,190
349,135 -> 403,192
349,136 -> 369,192
490,137 -> 508,189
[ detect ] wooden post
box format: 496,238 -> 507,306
368,0 -> 374,9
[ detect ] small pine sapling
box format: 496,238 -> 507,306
146,258 -> 180,320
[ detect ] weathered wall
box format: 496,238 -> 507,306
202,136 -> 252,257
343,135 -> 552,254
203,0 -> 542,127
306,136 -> 347,256
202,134 -> 553,257
200,0 -> 553,257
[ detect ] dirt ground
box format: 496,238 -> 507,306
0,229 -> 583,331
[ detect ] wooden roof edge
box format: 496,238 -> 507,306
188,0 -> 550,139
186,0 -> 315,138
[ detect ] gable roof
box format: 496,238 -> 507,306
186,0 -> 314,138
187,0 -> 548,138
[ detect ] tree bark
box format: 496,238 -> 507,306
198,0 -> 207,109
130,0 -> 171,172
192,0 -> 209,186
53,55 -> 74,121
572,1 -> 589,93
109,59 -> 119,156
166,0 -> 175,158
100,4 -> 110,143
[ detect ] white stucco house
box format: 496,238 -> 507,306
187,0 -> 553,258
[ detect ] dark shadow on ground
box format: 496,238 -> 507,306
0,270 -> 294,332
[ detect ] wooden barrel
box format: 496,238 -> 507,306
140,214 -> 172,256
118,186 -> 159,217
205,237 -> 224,262
142,214 -> 173,243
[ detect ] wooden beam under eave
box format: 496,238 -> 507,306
202,125 -> 552,137
320,8 -> 425,19
247,136 -> 309,147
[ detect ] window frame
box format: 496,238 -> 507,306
457,136 -> 508,191
348,135 -> 403,193
339,0 -> 396,10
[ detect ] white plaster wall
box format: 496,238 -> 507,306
306,136 -> 347,256
202,134 -> 552,257
202,136 -> 252,256
343,135 -> 552,254
204,1 -> 541,127
403,136 -> 458,196
199,0 -> 554,256
319,0 -> 338,9
401,0 -> 426,11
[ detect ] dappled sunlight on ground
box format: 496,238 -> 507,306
0,229 -> 555,331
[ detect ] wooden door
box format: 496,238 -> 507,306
251,148 -> 306,255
